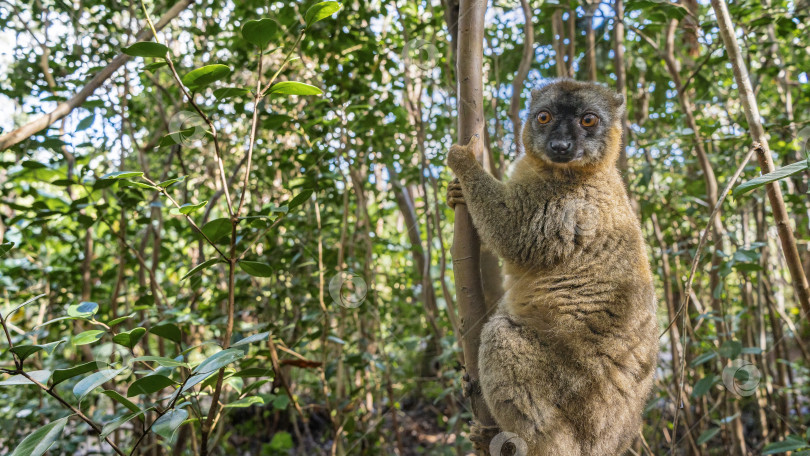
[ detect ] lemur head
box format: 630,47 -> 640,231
522,79 -> 625,171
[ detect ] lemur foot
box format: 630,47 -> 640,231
470,421 -> 502,455
447,178 -> 466,209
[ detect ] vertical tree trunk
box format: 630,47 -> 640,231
583,0 -> 598,82
451,0 -> 497,450
710,0 -> 810,315
566,4 -> 576,78
613,0 -> 629,175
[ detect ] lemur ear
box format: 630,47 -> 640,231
612,92 -> 625,107
531,89 -> 543,99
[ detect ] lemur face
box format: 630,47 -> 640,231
524,80 -> 625,167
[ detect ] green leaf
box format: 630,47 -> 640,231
691,351 -> 717,366
232,331 -> 270,347
181,64 -> 231,89
101,390 -> 141,413
734,160 -> 808,196
268,431 -> 293,451
763,435 -> 809,454
239,261 -> 273,277
182,258 -> 223,280
241,18 -> 276,49
0,241 -> 14,257
132,356 -> 188,368
127,374 -> 176,397
75,114 -> 94,132
53,362 -> 100,385
193,348 -> 245,375
180,371 -> 216,393
157,176 -> 186,188
213,87 -> 251,100
152,408 -> 188,440
741,346 -> 763,355
719,340 -> 743,359
177,200 -> 208,215
272,394 -> 290,410
625,0 -> 688,20
288,188 -> 313,209
73,330 -> 105,345
121,179 -> 157,190
9,416 -> 68,456
101,410 -> 145,438
692,375 -> 715,397
144,61 -> 167,72
201,218 -> 232,242
73,369 -> 123,399
697,427 -> 720,445
268,81 -> 323,96
113,327 -> 146,349
234,368 -> 273,380
67,301 -> 98,318
123,41 -> 169,58
151,323 -> 182,344
223,396 -> 265,408
305,1 -> 342,27
101,171 -> 144,180
0,370 -> 51,386
108,313 -> 137,327
10,340 -> 64,361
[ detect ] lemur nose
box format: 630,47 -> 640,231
549,140 -> 572,153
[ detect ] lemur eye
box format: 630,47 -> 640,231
537,111 -> 552,124
581,113 -> 599,127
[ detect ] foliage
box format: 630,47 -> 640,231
1,0 -> 809,454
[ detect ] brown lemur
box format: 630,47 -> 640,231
447,80 -> 658,456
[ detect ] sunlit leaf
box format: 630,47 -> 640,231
123,41 -> 169,58
113,327 -> 146,349
305,1 -> 342,27
181,258 -> 223,281
734,160 -> 809,196
181,64 -> 231,89
241,18 -> 276,49
267,81 -> 323,96
239,261 -> 273,277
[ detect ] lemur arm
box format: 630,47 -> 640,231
447,138 -> 561,268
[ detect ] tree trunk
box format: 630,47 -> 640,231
710,0 -> 810,315
451,0 -> 497,450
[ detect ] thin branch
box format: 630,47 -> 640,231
0,0 -> 195,151
667,143 -> 759,451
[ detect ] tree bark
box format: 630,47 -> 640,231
451,0 -> 497,447
710,0 -> 810,315
0,0 -> 195,151
583,0 -> 598,82
613,0 -> 629,175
